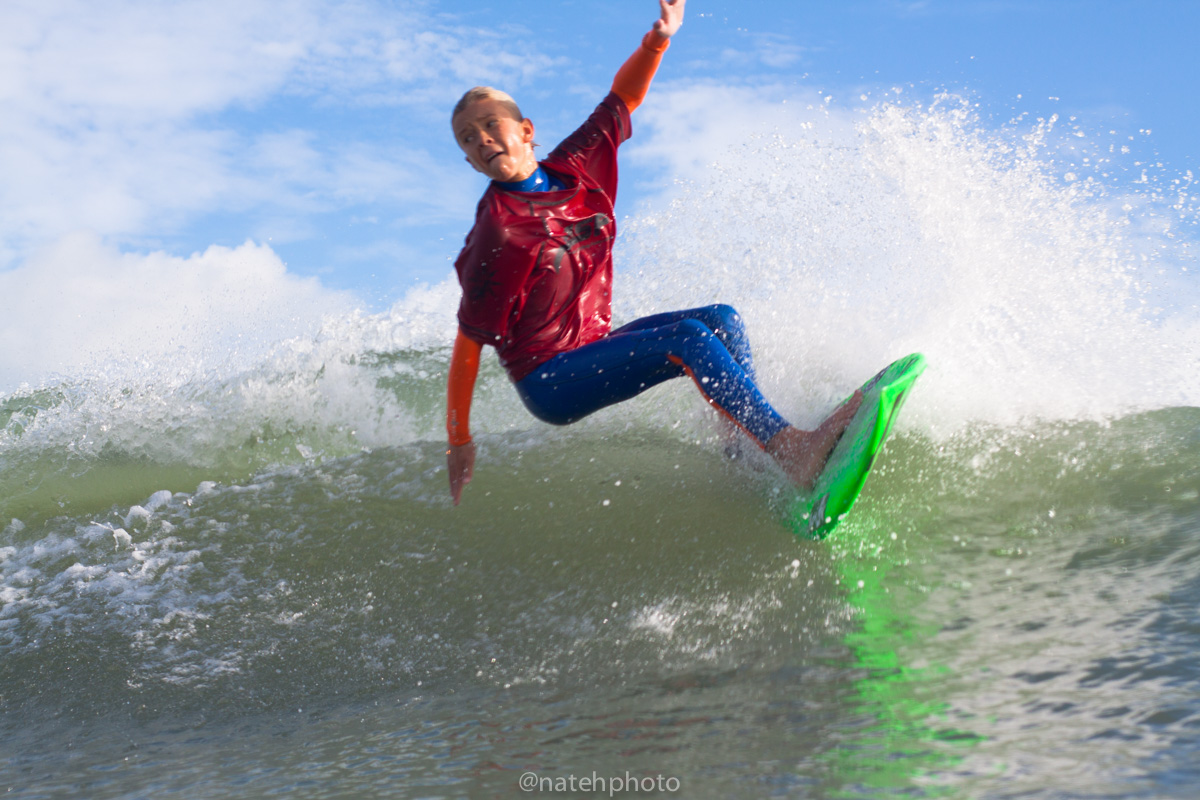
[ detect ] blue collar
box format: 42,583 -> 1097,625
496,165 -> 566,193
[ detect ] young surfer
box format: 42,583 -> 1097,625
446,0 -> 861,505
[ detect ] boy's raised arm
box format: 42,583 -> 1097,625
611,0 -> 685,113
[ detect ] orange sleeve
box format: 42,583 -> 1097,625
611,31 -> 671,113
447,328 -> 482,446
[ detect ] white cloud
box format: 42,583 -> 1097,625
0,234 -> 355,392
625,81 -> 856,182
0,0 -> 306,259
714,33 -> 807,71
236,132 -> 477,231
0,0 -> 557,264
1,0 -> 318,127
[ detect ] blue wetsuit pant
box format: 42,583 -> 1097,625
513,304 -> 790,446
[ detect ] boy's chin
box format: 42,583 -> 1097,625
488,162 -> 520,182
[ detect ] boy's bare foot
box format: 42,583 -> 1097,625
765,391 -> 864,490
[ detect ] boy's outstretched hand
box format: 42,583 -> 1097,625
448,440 -> 475,506
654,0 -> 685,38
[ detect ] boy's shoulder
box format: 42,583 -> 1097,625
544,92 -> 631,168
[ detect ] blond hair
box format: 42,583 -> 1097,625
451,86 -> 525,125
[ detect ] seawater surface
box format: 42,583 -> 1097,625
2,95 -> 1199,798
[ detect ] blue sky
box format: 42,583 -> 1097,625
2,0 -> 1198,389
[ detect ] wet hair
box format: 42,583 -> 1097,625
451,86 -> 525,126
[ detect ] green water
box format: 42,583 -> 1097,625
3,399 -> 1199,798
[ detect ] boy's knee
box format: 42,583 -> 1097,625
673,319 -> 727,366
673,318 -> 712,340
709,303 -> 742,329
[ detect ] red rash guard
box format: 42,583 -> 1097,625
447,32 -> 669,446
454,91 -> 630,381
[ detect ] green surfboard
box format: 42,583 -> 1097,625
789,353 -> 926,539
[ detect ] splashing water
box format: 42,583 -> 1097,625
619,93 -> 1199,432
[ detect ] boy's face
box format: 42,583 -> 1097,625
452,98 -> 537,183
